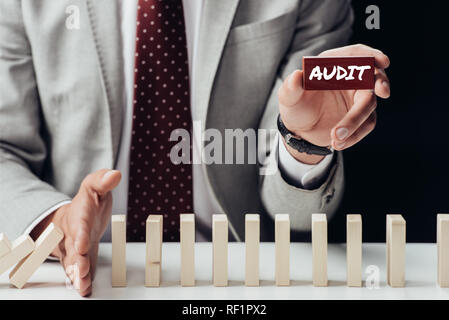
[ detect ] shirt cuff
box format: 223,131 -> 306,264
277,135 -> 334,189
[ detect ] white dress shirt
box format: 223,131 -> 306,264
26,0 -> 333,241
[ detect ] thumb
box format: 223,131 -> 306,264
80,169 -> 122,196
278,69 -> 305,108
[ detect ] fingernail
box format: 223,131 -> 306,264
336,127 -> 349,141
336,141 -> 346,149
382,81 -> 389,88
102,170 -> 116,182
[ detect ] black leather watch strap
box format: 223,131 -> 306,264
277,114 -> 332,156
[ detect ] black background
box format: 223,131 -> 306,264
327,1 -> 449,242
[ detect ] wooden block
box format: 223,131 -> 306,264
312,213 -> 328,287
275,214 -> 290,286
303,56 -> 375,90
437,214 -> 449,287
180,213 -> 195,286
212,214 -> 228,287
9,223 -> 63,289
346,214 -> 362,287
147,215 -> 163,263
245,214 -> 260,286
145,214 -> 163,287
386,214 -> 406,287
111,215 -> 126,287
0,233 -> 12,259
0,235 -> 35,276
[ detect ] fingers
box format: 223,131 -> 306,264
78,274 -> 92,296
81,169 -> 122,196
278,70 -> 304,107
61,244 -> 92,297
319,44 -> 391,99
80,284 -> 92,297
75,220 -> 91,255
331,90 -> 377,146
320,43 -> 390,69
88,244 -> 99,280
333,111 -> 377,150
374,68 -> 390,99
77,255 -> 91,279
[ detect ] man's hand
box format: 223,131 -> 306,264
31,169 -> 121,297
278,44 -> 391,164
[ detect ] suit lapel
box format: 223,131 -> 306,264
193,0 -> 241,240
193,0 -> 240,129
85,0 -> 124,163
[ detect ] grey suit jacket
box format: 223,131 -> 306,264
0,0 -> 352,241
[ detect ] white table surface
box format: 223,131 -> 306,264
0,243 -> 448,300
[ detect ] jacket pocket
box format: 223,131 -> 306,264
226,6 -> 298,46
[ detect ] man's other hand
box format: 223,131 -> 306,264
278,44 -> 390,164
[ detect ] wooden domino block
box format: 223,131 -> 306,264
9,223 -> 63,289
180,213 -> 195,286
312,213 -> 328,287
346,214 -> 362,287
275,214 -> 290,286
303,56 -> 375,90
245,214 -> 260,286
0,233 -> 12,259
212,214 -> 228,287
386,214 -> 406,287
0,235 -> 35,276
437,214 -> 449,287
145,214 -> 163,287
111,215 -> 126,287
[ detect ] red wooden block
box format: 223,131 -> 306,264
303,56 -> 375,90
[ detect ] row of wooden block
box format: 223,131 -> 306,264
111,213 -> 449,288
0,223 -> 64,288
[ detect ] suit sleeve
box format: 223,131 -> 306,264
259,0 -> 353,231
0,0 -> 71,239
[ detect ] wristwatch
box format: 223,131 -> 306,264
277,114 -> 332,156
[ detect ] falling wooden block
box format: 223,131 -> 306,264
0,233 -> 12,259
437,214 -> 449,287
180,213 -> 195,286
0,235 -> 35,276
275,214 -> 290,286
245,214 -> 260,286
346,214 -> 362,287
212,214 -> 228,287
312,213 -> 328,287
9,223 -> 63,289
303,56 -> 375,90
386,214 -> 406,287
111,215 -> 126,287
145,214 -> 163,287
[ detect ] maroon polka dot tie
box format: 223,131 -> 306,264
127,0 -> 193,242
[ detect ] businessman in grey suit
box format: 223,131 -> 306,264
0,0 -> 390,296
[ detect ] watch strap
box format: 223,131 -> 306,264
277,114 -> 332,156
